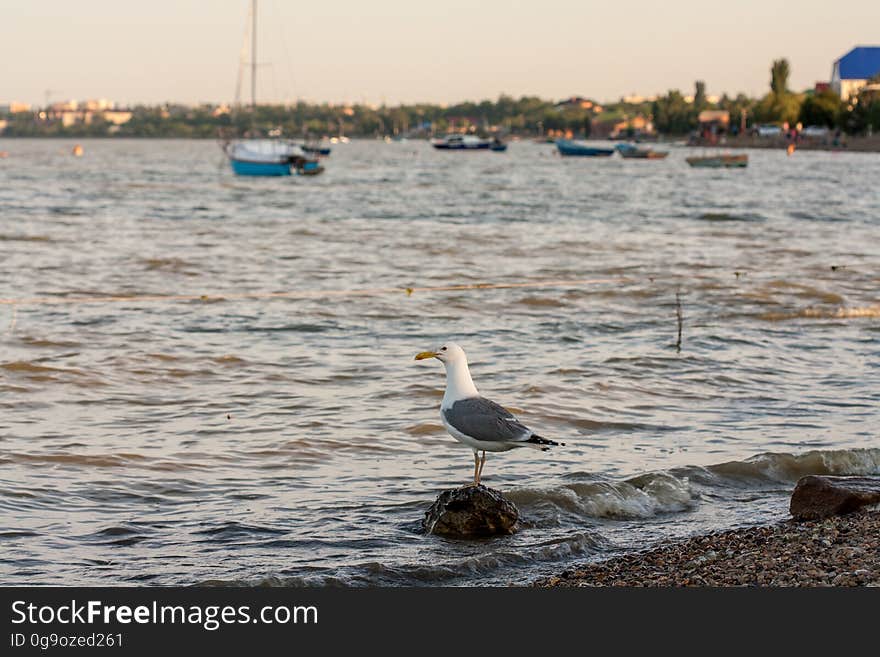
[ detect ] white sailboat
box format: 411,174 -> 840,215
222,1 -> 322,176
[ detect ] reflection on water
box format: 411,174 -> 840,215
1,139 -> 878,585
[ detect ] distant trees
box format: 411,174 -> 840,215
770,59 -> 790,96
651,81 -> 707,134
4,62 -> 879,139
798,90 -> 842,128
840,74 -> 880,134
693,80 -> 708,112
752,58 -> 802,125
654,90 -> 693,133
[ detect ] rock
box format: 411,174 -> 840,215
423,485 -> 519,537
790,475 -> 880,521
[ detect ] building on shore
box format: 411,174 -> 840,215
46,99 -> 132,128
0,102 -> 33,114
697,110 -> 730,140
554,97 -> 603,113
831,46 -> 880,100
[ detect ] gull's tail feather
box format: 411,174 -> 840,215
526,434 -> 565,451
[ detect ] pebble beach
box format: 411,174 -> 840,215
538,510 -> 880,587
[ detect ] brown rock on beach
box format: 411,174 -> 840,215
789,475 -> 880,521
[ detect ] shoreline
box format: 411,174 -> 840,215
688,134 -> 880,153
536,510 -> 880,587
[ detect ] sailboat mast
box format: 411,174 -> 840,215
251,0 -> 257,110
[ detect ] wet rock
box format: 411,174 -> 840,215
790,475 -> 880,521
423,485 -> 518,537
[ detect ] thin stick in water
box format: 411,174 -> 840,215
675,292 -> 683,352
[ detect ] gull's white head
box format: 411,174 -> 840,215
414,342 -> 467,366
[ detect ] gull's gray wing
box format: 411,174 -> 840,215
443,396 -> 533,443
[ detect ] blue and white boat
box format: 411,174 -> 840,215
221,2 -> 324,177
555,139 -> 615,157
224,140 -> 312,176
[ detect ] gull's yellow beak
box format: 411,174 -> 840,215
414,351 -> 437,361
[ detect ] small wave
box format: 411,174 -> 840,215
1,361 -> 86,376
517,295 -> 567,307
0,233 -> 54,242
19,337 -> 82,348
759,305 -> 880,321
508,471 -> 694,520
703,447 -> 880,484
697,212 -> 764,222
404,422 -> 444,436
208,532 -> 607,587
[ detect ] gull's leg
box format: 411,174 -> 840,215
477,451 -> 487,484
472,450 -> 480,487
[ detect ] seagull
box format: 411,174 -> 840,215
414,342 -> 563,486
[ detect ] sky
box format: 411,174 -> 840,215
2,0 -> 879,107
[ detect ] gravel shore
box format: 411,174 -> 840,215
538,510 -> 880,587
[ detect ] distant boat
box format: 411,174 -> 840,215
224,139 -> 323,177
489,138 -> 508,152
615,143 -> 668,159
685,153 -> 748,168
223,1 -> 323,177
301,141 -> 332,156
555,139 -> 614,157
431,134 -> 492,150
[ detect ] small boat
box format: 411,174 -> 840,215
685,153 -> 748,168
224,140 -> 323,177
302,141 -> 332,156
489,138 -> 508,152
431,134 -> 492,150
615,143 -> 668,159
555,139 -> 614,157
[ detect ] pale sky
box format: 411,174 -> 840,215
2,0 -> 878,107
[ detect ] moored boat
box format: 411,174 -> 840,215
555,139 -> 614,157
685,153 -> 748,168
431,134 -> 492,150
302,141 -> 332,156
615,143 -> 669,159
221,1 -> 325,177
224,140 -> 322,176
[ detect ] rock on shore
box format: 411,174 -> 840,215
423,485 -> 519,537
790,475 -> 880,521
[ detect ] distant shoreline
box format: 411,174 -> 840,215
536,510 -> 880,587
4,134 -> 880,154
689,134 -> 880,153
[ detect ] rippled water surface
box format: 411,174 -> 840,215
1,138 -> 878,585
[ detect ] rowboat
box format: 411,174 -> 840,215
615,143 -> 669,159
685,154 -> 748,168
555,139 -> 614,157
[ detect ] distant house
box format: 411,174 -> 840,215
697,110 -> 729,128
831,46 -> 880,100
554,96 -> 603,113
609,115 -> 654,138
697,110 -> 730,140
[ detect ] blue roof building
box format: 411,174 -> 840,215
831,46 -> 880,100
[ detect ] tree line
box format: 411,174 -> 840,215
2,59 -> 878,138
652,59 -> 880,135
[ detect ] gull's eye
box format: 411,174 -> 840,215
441,346 -> 447,351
